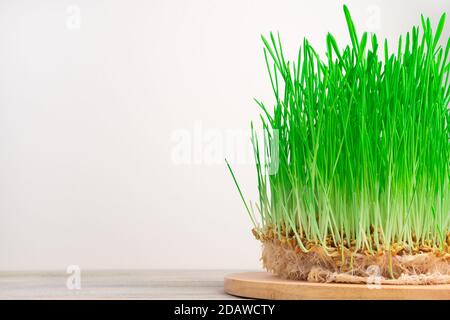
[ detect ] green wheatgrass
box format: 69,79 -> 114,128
227,5 -> 450,255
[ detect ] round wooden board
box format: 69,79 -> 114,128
224,272 -> 450,300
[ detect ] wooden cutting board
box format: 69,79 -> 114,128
224,272 -> 450,300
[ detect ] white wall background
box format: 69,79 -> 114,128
0,0 -> 449,270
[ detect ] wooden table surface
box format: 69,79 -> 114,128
0,270 -> 253,300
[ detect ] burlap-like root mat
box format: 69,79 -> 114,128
262,239 -> 450,285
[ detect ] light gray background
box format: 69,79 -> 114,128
1,0 -> 449,270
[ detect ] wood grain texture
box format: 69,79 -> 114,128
224,272 -> 450,300
0,270 -> 251,300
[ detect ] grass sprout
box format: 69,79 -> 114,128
228,5 -> 450,255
